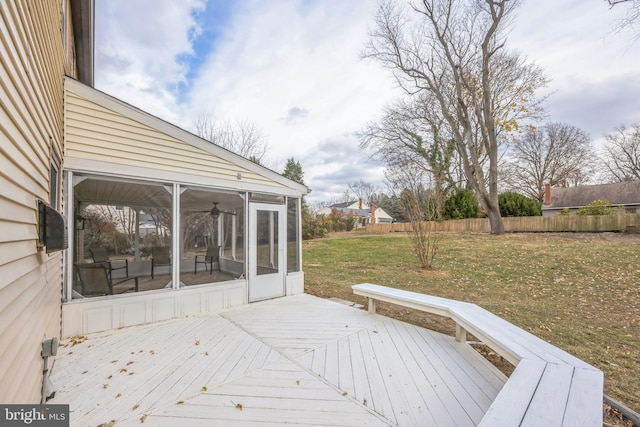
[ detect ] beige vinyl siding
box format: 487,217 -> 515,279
65,88 -> 286,189
0,1 -> 66,403
62,0 -> 77,78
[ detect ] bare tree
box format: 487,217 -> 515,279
360,95 -> 460,219
501,123 -> 595,201
386,155 -> 439,269
364,0 -> 548,234
195,116 -> 268,164
606,0 -> 640,38
602,123 -> 640,181
347,180 -> 380,205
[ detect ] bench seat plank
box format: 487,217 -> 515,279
520,362 -> 575,427
478,358 -> 547,427
450,304 -> 594,369
562,367 -> 605,426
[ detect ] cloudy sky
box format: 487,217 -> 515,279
94,0 -> 640,203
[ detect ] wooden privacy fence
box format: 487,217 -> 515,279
367,214 -> 640,234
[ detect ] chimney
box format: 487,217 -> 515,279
359,198 -> 363,209
544,183 -> 551,205
370,204 -> 376,224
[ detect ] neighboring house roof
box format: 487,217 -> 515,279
341,208 -> 371,217
544,181 -> 640,209
330,201 -> 357,209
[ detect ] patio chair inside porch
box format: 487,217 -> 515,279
74,263 -> 137,296
151,246 -> 171,279
89,247 -> 128,280
194,245 -> 220,274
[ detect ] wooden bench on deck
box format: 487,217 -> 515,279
352,283 -> 603,427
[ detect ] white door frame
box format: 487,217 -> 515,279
248,202 -> 286,302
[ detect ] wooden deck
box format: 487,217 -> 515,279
49,294 -> 505,426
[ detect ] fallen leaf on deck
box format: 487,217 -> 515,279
132,403 -> 140,410
201,386 -> 207,392
120,368 -> 127,373
140,414 -> 147,423
195,340 -> 200,346
70,336 -> 87,346
176,401 -> 184,405
127,361 -> 134,366
115,393 -> 122,399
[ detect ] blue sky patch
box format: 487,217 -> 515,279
175,0 -> 236,103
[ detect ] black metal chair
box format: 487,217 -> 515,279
89,247 -> 128,280
194,245 -> 220,275
75,263 -> 137,296
151,246 -> 171,279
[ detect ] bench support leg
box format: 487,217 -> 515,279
456,324 -> 467,343
367,298 -> 377,314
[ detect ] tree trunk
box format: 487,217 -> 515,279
486,204 -> 504,235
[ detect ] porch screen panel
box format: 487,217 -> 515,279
179,187 -> 245,286
73,176 -> 173,298
287,198 -> 301,272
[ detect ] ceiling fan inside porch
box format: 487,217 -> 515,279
201,202 -> 237,218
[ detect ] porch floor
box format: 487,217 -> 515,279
49,294 -> 506,426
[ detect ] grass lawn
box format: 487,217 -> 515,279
303,231 -> 640,414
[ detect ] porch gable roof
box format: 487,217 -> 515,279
64,77 -> 309,197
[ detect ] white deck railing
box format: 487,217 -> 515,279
352,283 -> 603,427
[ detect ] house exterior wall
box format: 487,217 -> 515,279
64,79 -> 290,193
0,1 -> 73,403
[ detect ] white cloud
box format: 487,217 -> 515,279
94,0 -> 640,203
95,0 -> 206,125
184,0 -> 398,202
510,0 -> 640,142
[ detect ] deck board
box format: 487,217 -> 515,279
50,294 -> 505,426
